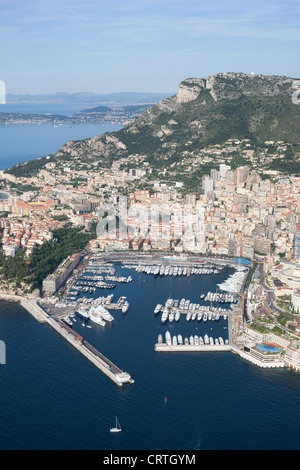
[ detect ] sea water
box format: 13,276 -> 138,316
0,266 -> 300,450
0,122 -> 123,171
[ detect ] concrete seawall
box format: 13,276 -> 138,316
45,316 -> 132,387
0,294 -> 134,387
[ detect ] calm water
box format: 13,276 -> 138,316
0,266 -> 300,450
0,102 -> 123,170
0,122 -> 123,171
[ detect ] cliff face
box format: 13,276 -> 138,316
6,72 -> 300,176
159,72 -> 295,107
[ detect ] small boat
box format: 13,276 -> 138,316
62,316 -> 72,326
110,416 -> 121,433
154,304 -> 162,314
122,301 -> 130,313
161,309 -> 168,323
168,312 -> 175,323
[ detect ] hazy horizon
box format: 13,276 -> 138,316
1,0 -> 299,95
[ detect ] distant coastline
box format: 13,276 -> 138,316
0,103 -> 159,126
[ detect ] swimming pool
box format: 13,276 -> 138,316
257,343 -> 281,353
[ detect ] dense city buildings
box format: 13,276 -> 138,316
1,138 -> 300,357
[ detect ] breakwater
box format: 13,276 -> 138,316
1,294 -> 134,387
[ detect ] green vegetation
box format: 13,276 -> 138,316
29,226 -> 94,290
5,154 -> 56,177
4,75 -> 300,179
52,214 -> 69,221
0,225 -> 96,291
0,248 -> 31,287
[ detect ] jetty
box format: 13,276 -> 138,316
12,297 -> 134,387
46,316 -> 134,387
155,343 -> 231,352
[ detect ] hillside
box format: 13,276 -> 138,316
6,73 -> 300,177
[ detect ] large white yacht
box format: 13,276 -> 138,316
76,308 -> 90,320
88,307 -> 106,326
90,305 -> 114,322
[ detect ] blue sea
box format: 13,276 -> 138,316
0,101 -> 123,171
0,122 -> 123,171
0,265 -> 300,450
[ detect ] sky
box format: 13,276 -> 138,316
1,0 -> 300,95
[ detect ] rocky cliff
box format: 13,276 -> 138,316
6,72 -> 300,176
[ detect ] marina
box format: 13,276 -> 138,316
134,264 -> 221,276
15,253 -> 251,389
155,330 -> 229,351
3,252 -> 299,450
154,294 -> 232,325
40,253 -> 247,352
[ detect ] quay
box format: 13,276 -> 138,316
46,316 -> 134,387
15,297 -> 134,387
155,343 -> 231,352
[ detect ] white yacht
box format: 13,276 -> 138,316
165,331 -> 172,345
175,310 -> 180,321
168,312 -> 175,323
177,334 -> 183,344
62,316 -> 73,326
154,304 -> 162,314
89,307 -> 106,326
122,301 -> 130,313
161,309 -> 168,323
90,305 -> 114,322
76,308 -> 90,320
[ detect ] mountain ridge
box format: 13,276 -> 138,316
5,72 -> 300,177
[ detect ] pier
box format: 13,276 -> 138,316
18,298 -> 134,387
155,343 -> 231,352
